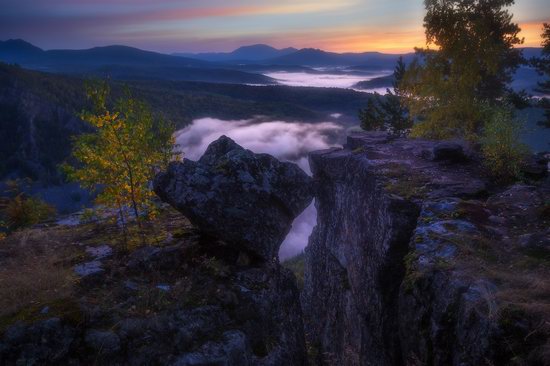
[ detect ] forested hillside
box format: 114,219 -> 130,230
0,63 -> 371,182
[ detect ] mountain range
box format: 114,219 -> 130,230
174,44 -> 543,68
0,39 -> 275,84
173,44 -> 298,62
0,39 -> 544,92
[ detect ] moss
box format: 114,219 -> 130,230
0,304 -> 43,333
420,216 -> 434,224
47,298 -> 84,326
172,228 -> 189,239
497,304 -> 533,362
0,298 -> 83,333
214,159 -> 231,174
540,202 -> 550,221
306,339 -> 321,364
251,334 -> 278,358
520,246 -> 550,265
341,271 -> 351,291
382,165 -> 429,199
282,253 -> 305,290
198,256 -> 231,278
403,251 -> 421,293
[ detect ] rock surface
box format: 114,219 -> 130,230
154,135 -> 314,262
303,131 -> 550,366
0,225 -> 307,365
1,136 -> 311,365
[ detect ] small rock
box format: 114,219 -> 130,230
74,260 -> 103,277
156,284 -> 171,292
85,245 -> 112,259
124,280 -> 139,291
431,142 -> 467,163
85,330 -> 121,355
521,155 -> 548,180
40,306 -> 50,314
172,330 -> 251,366
127,245 -> 183,272
488,215 -> 507,225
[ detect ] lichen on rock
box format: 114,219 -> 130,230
154,135 -> 314,262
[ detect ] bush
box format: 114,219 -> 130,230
481,106 -> 529,182
79,208 -> 100,224
3,194 -> 56,231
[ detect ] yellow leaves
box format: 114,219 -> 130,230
67,82 -> 178,222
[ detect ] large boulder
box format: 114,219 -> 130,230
154,136 -> 313,261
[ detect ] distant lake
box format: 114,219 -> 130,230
175,117 -> 345,260
264,71 -> 392,93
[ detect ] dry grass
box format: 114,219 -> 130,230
0,229 -> 76,319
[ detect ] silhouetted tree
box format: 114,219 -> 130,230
359,97 -> 384,131
533,23 -> 550,127
359,57 -> 412,135
401,0 -> 524,139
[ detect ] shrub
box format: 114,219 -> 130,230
282,252 -> 306,290
481,106 -> 529,182
3,194 -> 56,231
79,208 -> 100,224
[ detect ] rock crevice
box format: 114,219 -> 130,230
303,131 -> 549,366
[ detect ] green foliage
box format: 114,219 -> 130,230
480,105 -> 529,182
79,208 -> 100,224
0,180 -> 56,231
1,63 -> 372,183
282,253 -> 306,290
359,57 -> 413,135
359,97 -> 384,131
3,196 -> 55,230
63,81 -> 181,222
401,0 -> 524,139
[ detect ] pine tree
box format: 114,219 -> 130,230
533,23 -> 550,127
359,57 -> 412,135
359,97 -> 384,131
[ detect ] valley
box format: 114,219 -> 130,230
0,40 -> 548,261
1,0 -> 550,363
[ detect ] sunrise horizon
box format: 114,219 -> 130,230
3,23 -> 546,56
1,0 -> 547,54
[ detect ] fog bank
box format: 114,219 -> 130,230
264,71 -> 392,92
175,117 -> 344,259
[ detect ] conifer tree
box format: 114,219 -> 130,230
359,57 -> 412,135
533,23 -> 550,127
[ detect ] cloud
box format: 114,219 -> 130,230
175,117 -> 343,173
175,117 -> 344,259
265,71 -> 392,89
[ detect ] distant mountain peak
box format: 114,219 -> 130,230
0,39 -> 43,53
234,44 -> 278,51
173,44 -> 298,62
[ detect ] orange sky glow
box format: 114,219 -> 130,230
0,0 -> 548,53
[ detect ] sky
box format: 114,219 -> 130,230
1,0 -> 548,53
